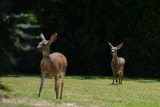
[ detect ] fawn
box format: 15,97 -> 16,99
37,33 -> 67,99
108,42 -> 125,84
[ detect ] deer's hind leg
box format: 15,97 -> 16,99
119,72 -> 123,84
112,71 -> 117,84
54,76 -> 60,99
119,66 -> 124,84
60,73 -> 65,99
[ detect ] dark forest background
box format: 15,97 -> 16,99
0,0 -> 160,78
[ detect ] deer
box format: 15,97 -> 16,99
108,42 -> 125,84
37,33 -> 67,99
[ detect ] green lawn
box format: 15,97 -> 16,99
0,75 -> 159,107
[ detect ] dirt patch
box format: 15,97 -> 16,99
1,97 -> 83,107
0,94 -> 9,102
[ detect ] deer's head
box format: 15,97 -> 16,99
108,42 -> 123,55
37,33 -> 57,51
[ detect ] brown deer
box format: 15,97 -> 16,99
108,42 -> 125,84
37,33 -> 67,99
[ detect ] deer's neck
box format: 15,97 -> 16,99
41,49 -> 53,75
112,53 -> 119,65
42,49 -> 50,59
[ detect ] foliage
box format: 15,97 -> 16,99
0,1 -> 39,73
0,0 -> 160,77
42,0 -> 160,77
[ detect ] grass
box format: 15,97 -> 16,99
0,75 -> 160,107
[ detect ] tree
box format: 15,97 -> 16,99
0,0 -> 160,77
0,0 -> 39,73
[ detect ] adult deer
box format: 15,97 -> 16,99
108,42 -> 125,84
37,33 -> 67,99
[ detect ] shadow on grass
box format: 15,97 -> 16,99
1,73 -> 38,78
135,79 -> 160,83
0,84 -> 12,92
1,73 -> 160,83
68,76 -> 160,83
108,83 -> 123,85
67,76 -> 109,80
125,77 -> 160,83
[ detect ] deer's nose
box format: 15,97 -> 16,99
37,45 -> 41,49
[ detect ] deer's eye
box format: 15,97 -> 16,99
45,41 -> 50,45
41,43 -> 46,46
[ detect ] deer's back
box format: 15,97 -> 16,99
118,57 -> 125,66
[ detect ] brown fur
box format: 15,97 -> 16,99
108,42 -> 125,84
37,33 -> 67,99
41,52 -> 67,77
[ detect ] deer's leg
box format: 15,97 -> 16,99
118,74 -> 121,84
54,76 -> 59,99
121,67 -> 124,84
112,72 -> 116,84
38,73 -> 45,97
117,71 -> 120,84
120,72 -> 123,84
120,76 -> 122,84
119,67 -> 124,84
116,74 -> 118,83
60,74 -> 65,99
112,67 -> 116,84
119,74 -> 122,84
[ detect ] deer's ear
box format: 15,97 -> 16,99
108,42 -> 113,47
50,33 -> 57,44
117,43 -> 123,49
40,33 -> 46,41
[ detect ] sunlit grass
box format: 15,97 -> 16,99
0,75 -> 159,107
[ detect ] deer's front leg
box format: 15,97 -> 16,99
112,65 -> 116,84
38,73 -> 45,97
112,72 -> 116,84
